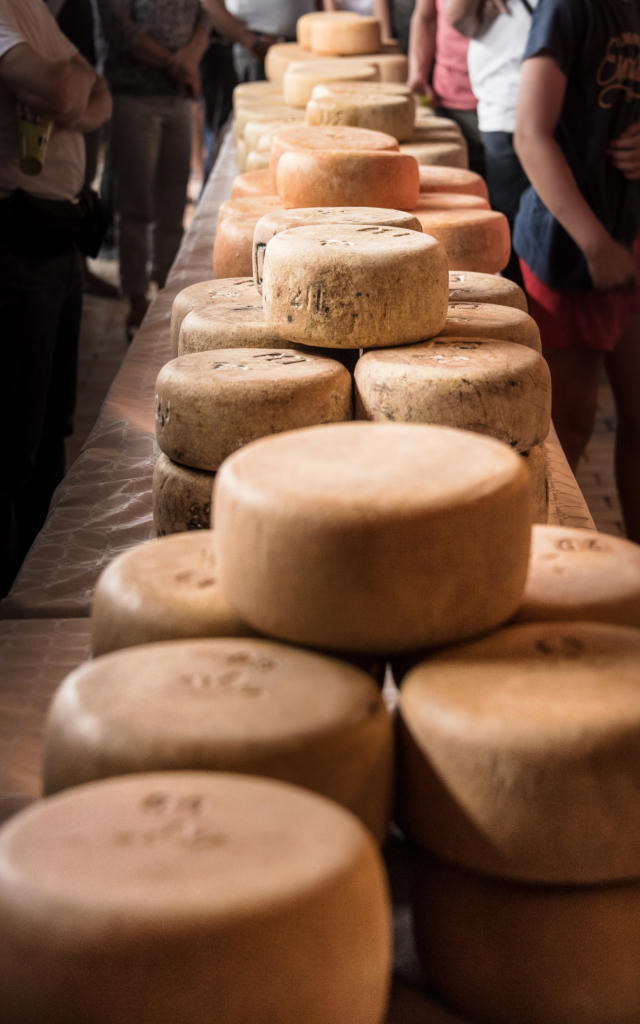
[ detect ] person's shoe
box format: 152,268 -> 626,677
125,294 -> 150,344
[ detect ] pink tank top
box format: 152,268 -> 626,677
432,0 -> 476,111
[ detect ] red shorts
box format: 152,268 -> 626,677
520,239 -> 640,352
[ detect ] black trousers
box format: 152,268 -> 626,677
481,130 -> 530,288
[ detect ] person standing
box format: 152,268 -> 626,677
96,0 -> 211,339
0,0 -> 111,595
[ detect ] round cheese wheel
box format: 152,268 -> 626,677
296,11 -> 361,49
341,51 -> 408,83
252,205 -> 422,290
216,195 -> 283,224
232,79 -> 284,109
90,533 -> 255,657
170,277 -> 261,357
448,269 -> 528,311
178,302 -> 288,356
213,203 -> 283,279
355,338 -> 551,452
521,445 -> 548,524
0,772 -> 391,1024
152,453 -> 214,534
415,208 -> 511,273
419,164 -> 489,199
230,168 -> 274,198
305,90 -> 415,140
439,301 -> 541,351
398,620 -> 640,883
310,16 -> 382,56
514,524 -> 640,627
244,149 -> 270,172
276,147 -> 419,209
262,224 -> 448,349
44,638 -> 393,840
412,192 -> 489,213
283,59 -> 379,107
414,852 -> 640,1024
234,136 -> 247,170
399,139 -> 468,169
155,348 -> 352,471
269,123 -> 398,181
243,116 -> 299,155
264,41 -> 324,83
213,422 -> 532,653
233,103 -> 303,145
312,79 -> 414,101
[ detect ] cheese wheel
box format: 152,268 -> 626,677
448,269 -> 528,310
521,445 -> 548,524
252,205 -> 423,290
262,224 -> 447,349
232,79 -> 284,110
409,116 -> 463,138
90,533 -> 256,656
152,453 -> 214,534
230,168 -> 273,198
213,422 -> 532,653
296,11 -> 361,49
305,91 -> 415,141
398,620 -> 640,883
276,147 -> 419,209
283,59 -> 379,107
155,348 -> 352,471
310,16 -> 382,56
411,192 -> 489,214
312,79 -> 413,101
439,301 -> 541,351
264,41 -> 323,83
269,122 -> 399,181
414,852 -> 640,1024
178,301 -> 288,356
170,277 -> 261,357
355,338 -> 551,452
243,116 -> 300,154
415,208 -> 511,273
216,195 -> 282,224
399,139 -> 468,169
514,524 -> 640,627
234,136 -> 247,169
44,637 -> 393,840
341,51 -> 408,83
0,772 -> 391,1024
419,163 -> 489,199
233,103 -> 303,145
213,202 -> 283,279
244,149 -> 270,172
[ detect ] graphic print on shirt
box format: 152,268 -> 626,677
597,30 -> 640,107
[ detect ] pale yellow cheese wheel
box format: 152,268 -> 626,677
296,11 -> 361,49
262,224 -> 447,349
341,51 -> 408,83
312,79 -> 414,101
216,195 -> 283,224
213,422 -> 532,653
178,301 -> 288,356
521,444 -> 548,524
43,637 -> 393,841
155,348 -> 352,471
90,533 -> 254,656
232,79 -> 284,110
170,277 -> 260,357
252,205 -> 423,290
243,116 -> 301,154
411,192 -> 489,213
283,59 -> 379,107
439,301 -> 541,351
398,620 -> 640,883
269,122 -> 398,181
264,41 -> 324,83
232,102 -> 302,144
276,147 -> 419,209
0,772 -> 391,1024
414,852 -> 640,1024
415,208 -> 511,273
245,149 -> 270,172
305,91 -> 415,141
399,139 -> 468,169
230,167 -> 274,198
419,163 -> 489,199
514,524 -> 640,627
310,16 -> 382,56
448,269 -> 528,310
355,338 -> 551,452
234,136 -> 247,170
152,453 -> 214,534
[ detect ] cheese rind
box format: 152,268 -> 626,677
439,302 -> 541,351
414,208 -> 511,273
514,524 -> 640,627
398,620 -> 640,883
269,122 -> 398,180
310,16 -> 382,56
399,139 -> 468,169
355,338 -> 551,452
170,278 -> 261,357
152,453 -> 214,534
0,772 -> 391,1024
521,445 -> 548,524
276,148 -> 419,209
214,422 -> 532,653
448,269 -> 528,311
283,59 -> 379,107
231,168 -> 275,198
419,163 -> 489,199
296,11 -> 361,49
155,348 -> 353,471
262,224 -> 447,349
305,91 -> 415,140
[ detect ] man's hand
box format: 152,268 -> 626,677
608,122 -> 640,180
166,49 -> 201,97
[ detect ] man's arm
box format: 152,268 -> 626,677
407,0 -> 437,95
514,52 -> 638,290
199,0 -> 278,54
0,41 -> 97,123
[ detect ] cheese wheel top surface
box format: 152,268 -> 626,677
296,11 -> 361,49
230,168 -> 274,198
440,302 -> 541,350
312,80 -> 414,100
283,60 -> 379,106
399,620 -> 640,883
270,121 -> 398,161
419,164 -> 489,199
217,195 -> 282,224
170,277 -> 260,356
448,270 -> 528,311
232,80 -> 284,109
514,524 -> 640,627
413,192 -> 489,212
310,16 -> 382,56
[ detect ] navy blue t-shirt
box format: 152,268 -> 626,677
513,0 -> 640,290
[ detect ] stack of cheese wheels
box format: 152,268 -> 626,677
262,224 -> 448,349
310,15 -> 382,56
252,205 -> 423,290
43,638 -> 393,841
213,422 -> 532,654
90,533 -> 257,656
293,12 -> 408,82
154,348 -> 352,474
0,772 -> 391,1024
513,524 -> 640,626
305,81 -> 416,141
283,59 -> 379,108
398,620 -> 640,1024
399,121 -> 469,170
213,196 -> 284,278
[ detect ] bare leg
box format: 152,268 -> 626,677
605,312 -> 640,542
542,346 -> 604,472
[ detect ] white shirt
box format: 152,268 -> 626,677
225,0 -> 316,38
0,0 -> 84,200
467,0 -> 537,133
